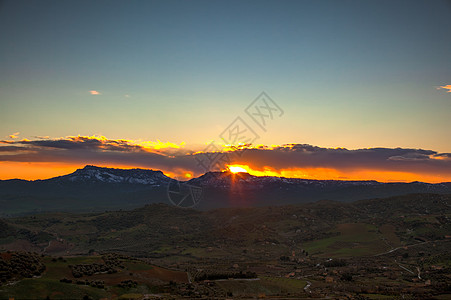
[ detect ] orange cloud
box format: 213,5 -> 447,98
225,164 -> 451,183
139,140 -> 185,150
90,90 -> 101,95
437,84 -> 451,93
9,132 -> 20,139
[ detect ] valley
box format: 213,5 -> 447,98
1,193 -> 450,299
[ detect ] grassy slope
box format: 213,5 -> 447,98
0,255 -> 186,300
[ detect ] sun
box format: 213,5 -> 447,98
227,165 -> 249,174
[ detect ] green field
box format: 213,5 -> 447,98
303,223 -> 388,257
0,278 -> 109,300
0,254 -> 185,300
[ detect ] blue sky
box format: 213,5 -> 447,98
1,0 -> 450,153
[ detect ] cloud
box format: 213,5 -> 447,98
436,84 -> 451,93
432,153 -> 451,160
0,136 -> 192,173
0,145 -> 29,152
9,132 -> 20,139
90,90 -> 101,95
192,144 -> 451,181
387,152 -> 432,161
8,135 -> 184,153
0,137 -> 450,182
225,145 -> 445,172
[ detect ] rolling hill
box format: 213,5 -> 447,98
1,193 -> 450,299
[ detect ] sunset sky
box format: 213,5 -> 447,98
1,0 -> 450,182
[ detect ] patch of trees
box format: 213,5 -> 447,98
265,238 -> 280,244
70,253 -> 125,277
279,255 -> 290,261
73,279 -> 105,288
423,252 -> 451,266
340,272 -> 354,281
117,280 -> 138,288
0,220 -> 52,244
0,251 -> 45,284
194,270 -> 257,281
71,262 -> 116,277
324,259 -> 347,267
51,256 -> 67,263
0,220 -> 15,238
91,213 -> 144,232
15,229 -> 52,244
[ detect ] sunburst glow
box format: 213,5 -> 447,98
227,165 -> 249,174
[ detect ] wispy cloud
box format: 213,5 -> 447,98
90,90 -> 101,95
436,84 -> 451,93
8,132 -> 20,139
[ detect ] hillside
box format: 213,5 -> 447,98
2,193 -> 450,257
1,193 -> 450,298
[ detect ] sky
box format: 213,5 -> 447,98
0,0 -> 450,182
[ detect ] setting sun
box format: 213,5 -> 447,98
227,165 -> 249,174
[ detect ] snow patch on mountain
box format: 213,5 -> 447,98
50,165 -> 170,185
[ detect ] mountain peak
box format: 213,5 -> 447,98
51,165 -> 170,185
80,165 -> 163,173
188,170 -> 259,187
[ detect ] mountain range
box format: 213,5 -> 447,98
0,165 -> 450,216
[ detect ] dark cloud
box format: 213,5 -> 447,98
0,136 -> 198,173
224,145 -> 451,176
17,137 -> 143,152
388,152 -> 432,161
0,145 -> 30,152
433,153 -> 451,159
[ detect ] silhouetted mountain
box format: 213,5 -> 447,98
0,166 -> 171,216
188,171 -> 451,209
0,166 -> 450,216
50,165 -> 170,185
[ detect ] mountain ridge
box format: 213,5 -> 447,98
49,165 -> 170,185
3,165 -> 450,185
1,165 -> 450,216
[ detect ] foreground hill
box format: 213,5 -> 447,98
0,252 -> 189,299
1,165 -> 451,216
1,193 -> 450,299
2,193 -> 450,258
